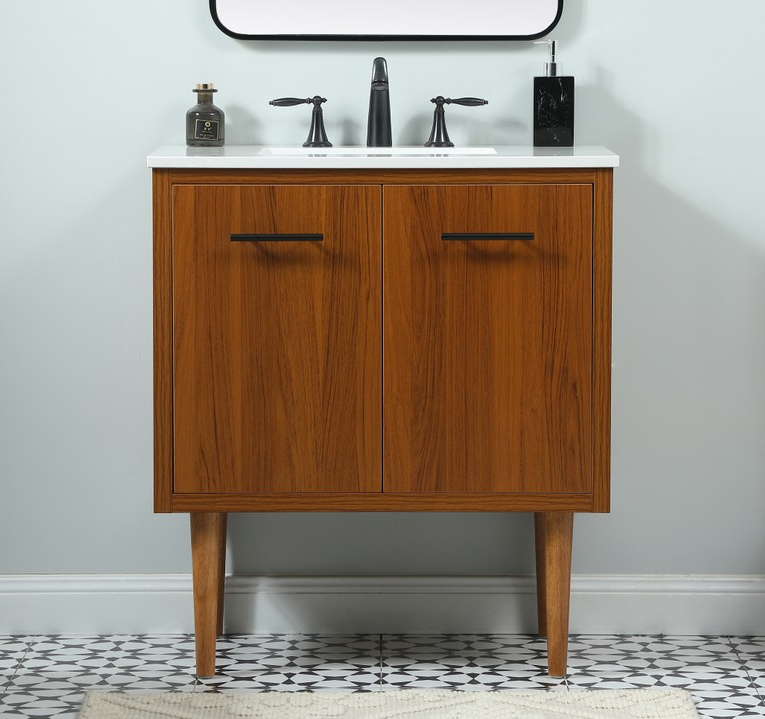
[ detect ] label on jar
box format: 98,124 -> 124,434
194,119 -> 220,141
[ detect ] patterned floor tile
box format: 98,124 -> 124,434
566,635 -> 765,717
0,693 -> 83,719
15,635 -> 197,687
2,634 -> 765,717
0,637 -> 30,692
731,637 -> 765,704
2,635 -> 198,717
381,634 -> 565,691
196,634 -> 382,692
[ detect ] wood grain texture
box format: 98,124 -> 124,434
383,184 -> 593,494
153,168 -> 615,680
152,170 -> 174,513
592,169 -> 614,513
190,512 -> 227,677
152,168 -> 613,513
172,184 -> 382,495
170,492 -> 595,513
168,169 -> 599,187
534,511 -> 574,676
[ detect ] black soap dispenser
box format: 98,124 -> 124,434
533,40 -> 574,147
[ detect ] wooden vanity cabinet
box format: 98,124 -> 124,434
152,167 -> 614,678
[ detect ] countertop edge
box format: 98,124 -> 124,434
147,145 -> 620,170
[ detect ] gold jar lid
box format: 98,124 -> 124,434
194,83 -> 217,92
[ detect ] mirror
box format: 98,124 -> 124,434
210,0 -> 563,41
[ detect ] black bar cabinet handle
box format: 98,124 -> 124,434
441,232 -> 534,241
231,233 -> 324,242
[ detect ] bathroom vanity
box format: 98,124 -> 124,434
148,145 -> 618,678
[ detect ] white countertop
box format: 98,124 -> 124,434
147,145 -> 619,170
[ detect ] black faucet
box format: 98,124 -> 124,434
269,96 -> 332,148
366,57 -> 392,147
425,96 -> 489,148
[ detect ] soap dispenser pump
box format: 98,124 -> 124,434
533,40 -> 574,147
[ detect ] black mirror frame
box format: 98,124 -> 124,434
209,0 -> 563,41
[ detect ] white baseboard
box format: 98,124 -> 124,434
2,574 -> 765,636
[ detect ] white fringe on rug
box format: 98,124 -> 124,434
78,688 -> 699,719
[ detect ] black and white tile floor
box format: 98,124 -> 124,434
1,634 -> 764,717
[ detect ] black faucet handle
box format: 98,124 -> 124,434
269,96 -> 327,107
430,96 -> 489,107
445,96 -> 489,107
425,96 -> 489,148
269,96 -> 332,148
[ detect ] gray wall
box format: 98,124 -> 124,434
1,1 -> 764,581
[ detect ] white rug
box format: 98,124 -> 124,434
78,689 -> 699,718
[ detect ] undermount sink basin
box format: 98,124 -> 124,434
257,146 -> 498,156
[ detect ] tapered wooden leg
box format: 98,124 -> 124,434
534,512 -> 574,677
190,512 -> 227,678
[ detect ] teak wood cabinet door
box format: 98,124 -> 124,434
383,184 -> 593,494
172,184 -> 382,495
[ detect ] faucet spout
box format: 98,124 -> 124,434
367,57 -> 392,147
